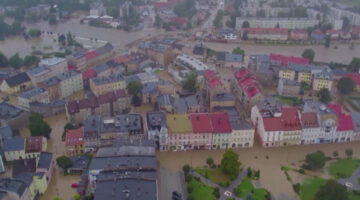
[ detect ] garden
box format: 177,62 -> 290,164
233,168 -> 270,200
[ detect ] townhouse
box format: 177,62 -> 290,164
240,28 -> 289,41
327,104 -> 355,142
89,73 -> 126,96
0,72 -> 32,95
167,113 -> 195,150
147,111 -> 168,151
290,29 -> 309,40
57,71 -> 83,98
0,178 -> 31,200
236,17 -> 319,30
300,112 -> 321,144
141,82 -> 159,104
38,57 -> 68,77
25,136 -> 47,159
138,42 -> 174,67
216,52 -> 243,68
3,137 -> 25,161
65,127 -> 85,156
18,88 -> 50,109
211,112 -> 232,149
37,77 -> 61,101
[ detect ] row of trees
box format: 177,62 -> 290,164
0,52 -> 40,69
0,17 -> 25,40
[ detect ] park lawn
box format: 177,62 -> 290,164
349,192 -> 360,200
328,159 -> 360,179
253,188 -> 268,200
188,178 -> 216,200
194,167 -> 231,184
234,177 -> 268,199
300,177 -> 326,200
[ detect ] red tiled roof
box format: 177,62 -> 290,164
66,100 -> 79,114
210,112 -> 232,133
68,64 -> 77,71
65,127 -> 84,146
78,96 -> 99,109
344,73 -> 360,86
234,69 -> 261,98
171,17 -> 187,25
82,68 -> 97,80
190,113 -> 213,133
242,28 -> 289,35
98,91 -> 116,104
25,136 -> 43,153
312,29 -> 324,35
114,89 -> 127,98
301,112 -> 319,128
204,70 -> 221,89
263,117 -> 283,132
327,104 -> 354,131
114,55 -> 130,64
270,53 -> 309,66
85,51 -> 97,60
281,107 -> 301,131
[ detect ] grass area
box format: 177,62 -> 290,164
194,167 -> 231,184
187,177 -> 216,200
278,96 -> 302,106
328,159 -> 360,179
349,192 -> 360,200
233,177 -> 268,200
299,177 -> 326,200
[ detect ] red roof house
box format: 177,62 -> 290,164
82,68 -> 97,80
210,112 -> 232,133
65,127 -> 84,156
270,53 -> 309,66
327,104 -> 354,131
85,51 -> 98,60
25,136 -> 45,153
190,113 -> 213,133
204,70 -> 222,90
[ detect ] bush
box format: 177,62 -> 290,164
220,181 -> 230,187
254,170 -> 260,179
333,151 -> 339,158
194,176 -> 200,181
185,174 -> 192,182
213,187 -> 220,198
345,148 -> 353,158
247,167 -> 252,177
293,183 -> 300,194
187,185 -> 193,193
298,169 -> 305,174
183,164 -> 190,174
187,196 -> 194,200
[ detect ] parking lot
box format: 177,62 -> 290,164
158,166 -> 186,200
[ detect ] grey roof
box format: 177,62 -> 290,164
193,44 -> 206,55
212,106 -> 239,118
229,118 -> 253,130
157,94 -> 174,106
5,72 -> 31,87
302,99 -> 333,114
332,68 -> 350,76
28,65 -> 50,77
158,79 -> 172,86
3,137 -> 24,152
147,111 -> 167,130
257,62 -> 273,74
211,93 -> 236,101
0,102 -> 25,120
39,57 -> 65,67
12,159 -> 37,177
37,152 -> 53,170
314,69 -> 334,80
69,155 -> 89,170
0,126 -> 13,141
94,63 -> 110,74
225,53 -> 243,63
30,100 -> 65,108
95,43 -> 114,56
57,71 -> 80,81
18,88 -> 47,99
94,171 -> 157,200
89,155 -> 156,170
41,76 -> 60,86
96,145 -> 155,157
138,42 -> 169,53
0,178 -> 27,197
280,79 -> 301,86
287,63 -> 325,73
174,94 -> 201,113
0,191 -> 9,199
92,73 -> 124,85
14,172 -> 36,187
141,82 -> 158,95
125,75 -> 141,84
351,112 -> 360,132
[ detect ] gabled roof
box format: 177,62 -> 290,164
65,127 -> 84,146
263,117 -> 283,132
190,113 -> 212,133
327,104 -> 354,131
3,137 -> 24,152
25,136 -> 44,153
210,112 -> 232,133
37,152 -> 53,170
82,68 -> 97,80
301,112 -> 319,128
4,72 -> 31,87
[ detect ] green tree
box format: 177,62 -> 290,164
232,47 -> 245,57
56,156 -> 72,170
345,148 -> 353,158
58,34 -> 66,46
29,112 -> 52,138
23,55 -> 40,67
183,164 -> 190,174
221,149 -> 241,179
337,77 -> 355,95
242,21 -> 250,28
127,81 -> 143,96
302,49 -> 315,63
66,32 -> 75,46
318,88 -> 331,104
213,187 -> 220,198
314,180 -> 348,200
49,14 -> 57,25
131,94 -> 142,106
206,157 -> 214,167
0,52 -> 8,68
8,53 -> 23,69
107,6 -> 120,18
350,57 -> 360,72
213,10 -> 225,29
28,29 -> 41,38
73,193 -> 80,200
305,151 -> 327,170
182,73 -> 197,93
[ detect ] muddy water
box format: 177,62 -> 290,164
157,142 -> 360,199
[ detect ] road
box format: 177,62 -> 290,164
201,1 -> 221,30
338,166 -> 360,191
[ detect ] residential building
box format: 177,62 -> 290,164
311,29 -> 325,41
36,152 -> 54,184
192,44 -> 207,61
3,137 -> 25,161
66,49 -> 87,70
270,53 -> 309,67
216,52 -> 243,68
0,126 -> 14,148
210,93 -> 236,111
204,70 -> 224,98
0,102 -> 30,129
241,28 -> 289,41
67,155 -> 90,175
328,104 -> 354,142
18,88 -> 50,109
173,93 -> 203,113
141,82 -> 159,104
312,69 -> 334,91
0,72 -> 32,94
57,71 -> 83,98
29,100 -> 66,117
90,1 -> 106,16
236,17 -> 319,30
290,29 -> 309,40
157,94 -> 174,112
227,110 -> 254,148
175,54 -> 209,73
147,111 -> 168,151
38,57 -> 68,77
15,172 -> 47,200
89,73 -> 126,96
65,127 -> 84,156
94,43 -> 114,64
12,159 -> 37,177
0,178 -> 31,200
300,112 -> 321,144
138,42 -> 174,67
167,113 -> 193,150
37,76 -> 61,101
157,79 -> 176,95
27,65 -> 52,85
277,79 -> 301,96
211,112 -> 232,149
25,136 -> 47,159
221,29 -> 237,40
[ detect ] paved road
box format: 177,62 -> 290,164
158,166 -> 186,200
338,166 -> 360,191
191,168 -> 247,200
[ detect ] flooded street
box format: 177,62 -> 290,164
157,142 -> 360,199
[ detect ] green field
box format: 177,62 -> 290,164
299,177 -> 326,200
187,178 -> 216,200
233,177 -> 268,200
194,167 -> 231,184
328,159 -> 360,179
349,192 -> 360,200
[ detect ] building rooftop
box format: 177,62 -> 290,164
190,113 -> 212,133
327,104 -> 354,131
193,44 -> 206,56
96,142 -> 155,157
3,137 -> 24,152
65,127 -> 84,146
4,72 -> 31,87
211,93 -> 236,101
92,73 -> 124,85
39,57 -> 66,66
242,27 -> 289,35
300,112 -> 319,128
40,76 -> 60,87
95,43 -> 114,56
174,94 -> 201,113
147,111 -> 167,131
0,126 -> 13,141
12,158 -> 37,177
176,54 -> 209,72
167,114 -> 192,134
28,65 -> 50,77
351,112 -> 360,132
18,88 -> 47,100
37,152 -> 53,170
138,42 -> 170,53
141,82 -> 158,95
270,53 -> 309,66
25,136 -> 44,153
0,178 -> 27,197
210,112 -> 232,133
157,94 -> 174,107
204,70 -> 221,89
89,155 -> 156,171
69,155 -> 89,170
57,70 -> 80,81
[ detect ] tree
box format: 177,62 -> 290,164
127,81 -> 143,96
220,149 -> 241,179
314,180 -> 348,200
182,73 -> 197,93
345,148 -> 353,158
325,35 -> 331,48
337,77 -> 355,95
28,29 -> 41,38
302,49 -> 315,63
206,157 -> 214,167
350,57 -> 360,72
213,187 -> 220,198
0,52 -> 8,68
242,31 -> 248,40
242,21 -> 250,28
56,156 -> 72,170
131,95 -> 142,106
232,47 -> 245,57
332,151 -> 339,158
49,14 -> 57,25
73,194 -> 81,200
23,55 -> 40,67
29,112 -> 52,139
183,164 -> 190,174
305,151 -> 327,170
213,10 -> 225,29
8,53 -> 23,69
318,88 -> 331,104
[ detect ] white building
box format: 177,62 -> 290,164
146,111 -> 168,151
175,54 -> 209,72
39,57 -> 68,77
18,87 -> 50,109
236,17 -> 319,30
300,112 -> 321,144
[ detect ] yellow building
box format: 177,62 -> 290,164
0,72 -> 33,94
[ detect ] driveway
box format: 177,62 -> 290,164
338,166 -> 360,191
